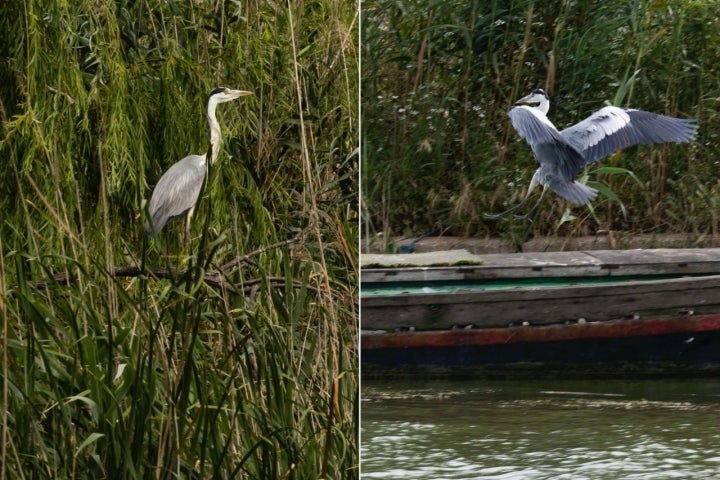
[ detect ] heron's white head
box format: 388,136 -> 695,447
208,87 -> 253,106
516,89 -> 550,115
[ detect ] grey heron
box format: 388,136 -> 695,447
485,88 -> 697,219
145,87 -> 253,236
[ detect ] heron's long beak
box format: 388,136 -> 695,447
228,89 -> 254,98
515,93 -> 535,105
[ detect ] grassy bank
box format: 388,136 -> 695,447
362,0 -> 720,246
0,0 -> 358,478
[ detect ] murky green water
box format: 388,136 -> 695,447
361,379 -> 720,479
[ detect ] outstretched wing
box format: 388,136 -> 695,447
508,105 -> 565,145
146,154 -> 207,235
560,106 -> 698,165
508,106 -> 586,180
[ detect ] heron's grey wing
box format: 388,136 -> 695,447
508,105 -> 565,145
508,106 -> 586,180
146,154 -> 207,235
560,106 -> 698,165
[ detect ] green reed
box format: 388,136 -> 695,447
0,0 -> 358,478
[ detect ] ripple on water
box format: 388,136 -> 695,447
361,380 -> 720,479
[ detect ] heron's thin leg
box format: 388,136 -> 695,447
483,197 -> 532,220
163,230 -> 170,257
484,186 -> 548,221
512,187 -> 546,221
184,206 -> 195,243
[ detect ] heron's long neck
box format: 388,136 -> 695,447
207,101 -> 221,165
538,98 -> 550,115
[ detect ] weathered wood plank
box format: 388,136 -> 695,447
587,249 -> 720,275
361,248 -> 720,283
362,251 -> 603,282
361,249 -> 485,268
361,275 -> 720,330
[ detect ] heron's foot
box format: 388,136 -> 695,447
485,194 -> 543,222
511,213 -> 535,222
483,208 -> 538,222
482,210 -> 534,222
483,200 -> 529,220
511,201 -> 542,222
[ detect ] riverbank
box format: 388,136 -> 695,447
362,233 -> 720,255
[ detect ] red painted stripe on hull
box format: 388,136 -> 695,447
361,314 -> 720,349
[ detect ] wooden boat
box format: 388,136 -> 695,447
361,248 -> 720,378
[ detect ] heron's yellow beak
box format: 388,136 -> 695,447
515,93 -> 535,105
228,89 -> 254,98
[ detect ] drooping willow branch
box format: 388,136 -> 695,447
220,235 -> 305,272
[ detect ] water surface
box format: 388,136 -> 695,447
361,379 -> 720,479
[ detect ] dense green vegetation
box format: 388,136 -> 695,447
362,0 -> 720,247
1,0 -> 357,478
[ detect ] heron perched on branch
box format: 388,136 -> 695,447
145,87 -> 253,236
485,88 -> 698,219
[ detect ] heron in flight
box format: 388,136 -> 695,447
485,88 -> 697,219
145,87 -> 253,236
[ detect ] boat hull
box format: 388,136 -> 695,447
361,249 -> 720,377
362,314 -> 720,378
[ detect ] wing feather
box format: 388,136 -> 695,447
560,106 -> 698,165
508,105 -> 565,146
146,154 -> 207,235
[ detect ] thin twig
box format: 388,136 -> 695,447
29,265 -> 317,296
220,231 -> 305,272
